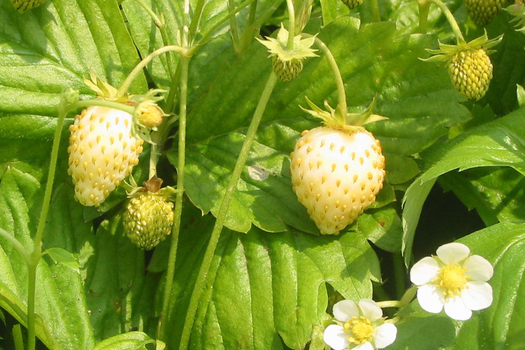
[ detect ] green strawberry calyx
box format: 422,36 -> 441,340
257,24 -> 318,67
506,4 -> 525,34
422,31 -> 503,63
126,176 -> 178,200
301,96 -> 387,133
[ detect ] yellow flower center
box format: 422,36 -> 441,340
343,316 -> 375,345
435,263 -> 470,298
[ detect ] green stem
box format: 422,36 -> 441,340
12,324 -> 25,350
117,45 -> 186,98
229,0 -> 242,52
189,0 -> 206,44
26,95 -> 69,350
190,0 -> 257,55
286,0 -> 296,49
69,100 -> 136,115
178,72 -> 278,350
417,0 -> 431,34
149,142 -> 158,179
430,0 -> 465,43
375,300 -> 401,309
370,0 -> 382,22
158,0 -> 191,341
393,253 -> 406,300
0,227 -> 30,265
132,0 -> 177,80
305,35 -> 347,123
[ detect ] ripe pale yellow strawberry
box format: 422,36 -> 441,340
290,127 -> 385,235
67,106 -> 144,206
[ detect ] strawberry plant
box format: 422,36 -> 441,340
0,0 -> 525,349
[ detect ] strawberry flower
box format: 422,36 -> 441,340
410,242 -> 493,321
324,299 -> 397,350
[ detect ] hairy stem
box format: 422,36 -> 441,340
430,0 -> 465,43
178,72 -> 278,350
189,0 -> 206,44
229,0 -> 242,52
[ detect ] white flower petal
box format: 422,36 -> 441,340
323,325 -> 349,350
444,297 -> 472,321
333,300 -> 359,322
410,257 -> 440,285
436,243 -> 470,265
461,281 -> 493,311
358,299 -> 383,321
354,342 -> 374,350
417,285 -> 444,314
373,323 -> 397,349
463,255 -> 493,282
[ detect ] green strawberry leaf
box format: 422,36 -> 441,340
439,167 -> 525,226
0,166 -> 96,350
122,0 -> 279,90
83,215 -> 150,342
402,107 -> 525,264
91,331 -> 155,350
0,0 -> 146,117
168,17 -> 468,235
44,247 -> 80,274
164,210 -> 380,350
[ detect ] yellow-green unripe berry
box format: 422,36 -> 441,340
341,0 -> 364,9
464,0 -> 506,26
11,0 -> 47,12
123,192 -> 174,250
448,49 -> 493,101
272,57 -> 304,82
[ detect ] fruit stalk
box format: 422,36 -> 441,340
178,72 -> 278,350
304,35 -> 348,124
286,0 -> 296,49
430,0 -> 465,43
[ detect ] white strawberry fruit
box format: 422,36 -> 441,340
67,106 -> 144,206
290,97 -> 386,235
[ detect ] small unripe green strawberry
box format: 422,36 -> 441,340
448,48 -> 493,100
10,0 -> 47,12
123,192 -> 174,250
341,0 -> 364,9
67,106 -> 144,206
465,0 -> 506,26
272,57 -> 303,82
290,127 -> 385,235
